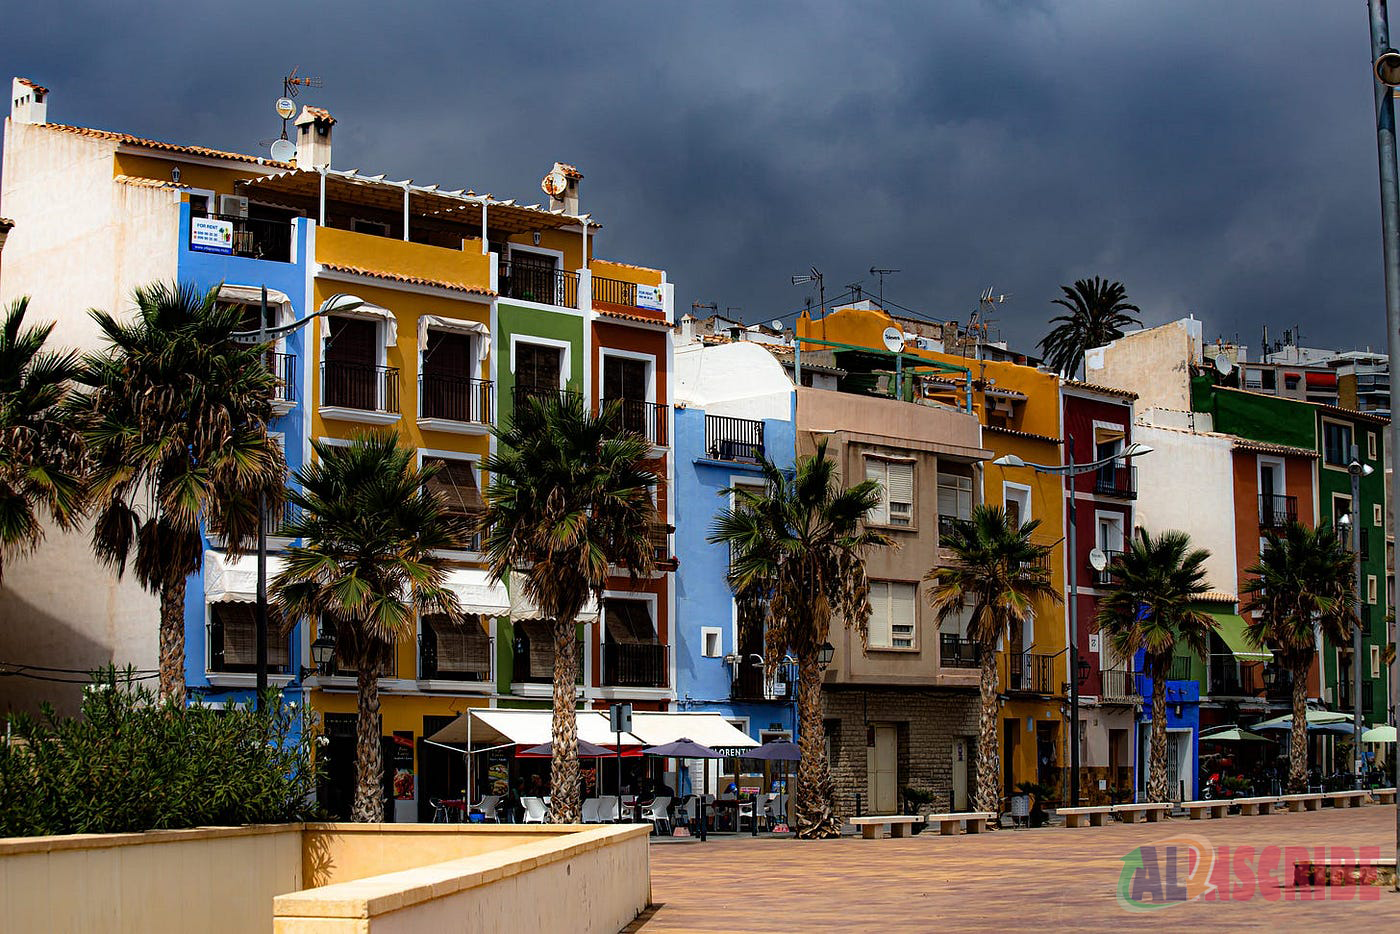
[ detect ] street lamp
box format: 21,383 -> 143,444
230,290 -> 364,704
299,624 -> 338,682
1344,449 -> 1376,789
991,438 -> 1154,808
817,642 -> 835,670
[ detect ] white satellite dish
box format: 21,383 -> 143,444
1088,547 -> 1108,572
770,319 -> 785,331
275,97 -> 297,120
882,326 -> 904,353
1213,353 -> 1233,376
270,138 -> 297,163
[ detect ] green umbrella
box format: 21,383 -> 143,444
1361,725 -> 1397,744
1201,727 -> 1272,743
1252,709 -> 1351,732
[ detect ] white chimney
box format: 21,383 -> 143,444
293,106 -> 335,169
11,77 -> 48,125
546,162 -> 582,214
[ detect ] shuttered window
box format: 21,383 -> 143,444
423,613 -> 491,677
424,456 -> 484,519
868,581 -> 917,649
937,473 -> 973,521
209,602 -> 289,671
865,457 -> 914,527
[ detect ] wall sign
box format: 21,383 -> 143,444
391,731 -> 415,800
635,284 -> 663,311
190,216 -> 234,255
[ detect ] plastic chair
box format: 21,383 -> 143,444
761,793 -> 781,829
581,797 -> 601,823
596,795 -> 620,823
522,796 -> 548,824
677,795 -> 699,826
429,798 -> 450,823
470,794 -> 501,823
641,796 -> 672,835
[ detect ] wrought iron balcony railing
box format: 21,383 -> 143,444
321,361 -> 399,413
704,414 -> 765,463
603,397 -> 669,446
419,374 -> 492,424
603,641 -> 668,688
498,261 -> 579,309
1258,494 -> 1297,530
939,634 -> 979,669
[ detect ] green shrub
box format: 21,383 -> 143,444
0,668 -> 321,837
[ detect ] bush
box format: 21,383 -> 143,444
0,668 -> 321,837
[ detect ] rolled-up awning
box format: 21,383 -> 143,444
203,551 -> 285,603
508,571 -> 600,623
1206,610 -> 1272,662
626,712 -> 760,756
442,568 -> 509,616
424,708 -> 640,748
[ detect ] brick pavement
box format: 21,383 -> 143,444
638,806 -> 1400,932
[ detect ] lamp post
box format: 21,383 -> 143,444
992,440 -> 1153,808
231,291 -> 363,704
1339,446 -> 1375,790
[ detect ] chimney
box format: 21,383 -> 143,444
11,77 -> 48,125
293,105 -> 335,169
546,162 -> 583,214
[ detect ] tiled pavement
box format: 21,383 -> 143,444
638,806 -> 1400,932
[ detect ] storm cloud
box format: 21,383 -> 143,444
2,1 -> 1389,354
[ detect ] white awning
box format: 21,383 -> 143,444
203,550 -> 285,603
218,284 -> 292,309
425,708 -> 640,747
627,712 -> 760,754
417,315 -> 490,368
442,568 -> 509,616
508,571 -> 600,623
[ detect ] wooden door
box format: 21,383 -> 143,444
865,724 -> 897,814
952,737 -> 969,811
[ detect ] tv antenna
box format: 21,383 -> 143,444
869,267 -> 900,308
274,66 -> 323,145
846,282 -> 864,303
791,267 -> 825,319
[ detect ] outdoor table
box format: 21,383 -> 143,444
439,800 -> 469,822
708,799 -> 748,832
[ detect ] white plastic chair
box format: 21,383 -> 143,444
641,796 -> 672,835
581,797 -> 601,823
471,794 -> 501,823
761,793 -> 781,829
677,795 -> 699,826
597,795 -> 620,823
522,796 -> 548,824
736,797 -> 757,831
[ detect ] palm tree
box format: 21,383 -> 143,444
1038,277 -> 1141,378
1241,520 -> 1356,794
272,434 -> 471,821
480,394 -> 658,824
925,506 -> 1059,820
75,282 -> 286,702
0,297 -> 86,584
1097,528 -> 1215,802
711,442 -> 891,839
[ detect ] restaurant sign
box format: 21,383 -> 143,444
635,283 -> 663,312
190,216 -> 234,255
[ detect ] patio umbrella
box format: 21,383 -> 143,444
742,740 -> 800,831
1252,709 -> 1352,732
1201,727 -> 1272,743
519,739 -> 618,758
643,738 -> 724,841
1362,725 -> 1397,744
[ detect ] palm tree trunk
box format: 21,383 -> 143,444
975,642 -> 1000,817
1288,660 -> 1309,794
548,617 -> 582,824
158,576 -> 187,704
1147,663 -> 1169,802
794,648 -> 839,839
351,653 -> 385,822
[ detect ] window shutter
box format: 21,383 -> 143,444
427,614 -> 490,674
865,459 -> 889,524
887,462 -> 914,526
425,457 -> 484,518
867,582 -> 891,648
890,583 -> 917,647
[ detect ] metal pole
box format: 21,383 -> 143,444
1366,0 -> 1400,873
1351,446 -> 1365,789
255,286 -> 269,708
1067,435 -> 1080,808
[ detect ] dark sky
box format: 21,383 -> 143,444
2,1 -> 1392,355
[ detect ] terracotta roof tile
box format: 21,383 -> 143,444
1233,438 -> 1318,459
1060,377 -> 1138,400
594,306 -> 671,328
1198,591 -> 1238,605
318,263 -> 494,297
113,174 -> 186,190
554,162 -> 583,179
983,423 -> 1061,444
16,78 -> 47,94
40,123 -> 290,168
297,106 -> 336,125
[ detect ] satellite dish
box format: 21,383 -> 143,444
270,138 -> 297,163
275,97 -> 297,120
882,326 -> 904,353
1214,353 -> 1233,376
770,319 -> 785,331
541,169 -> 569,198
1088,548 -> 1108,572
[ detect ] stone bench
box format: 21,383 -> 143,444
850,815 -> 923,839
1233,796 -> 1285,816
1182,800 -> 1231,820
1057,806 -> 1114,828
1371,788 -> 1397,805
1328,790 -> 1370,808
926,812 -> 996,835
1112,802 -> 1171,823
1277,793 -> 1325,812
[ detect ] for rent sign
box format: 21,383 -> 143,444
190,216 -> 234,254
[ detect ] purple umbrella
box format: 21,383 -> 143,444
744,740 -> 800,761
643,738 -> 724,841
520,739 -> 618,758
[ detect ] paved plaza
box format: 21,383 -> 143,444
639,807 -> 1400,932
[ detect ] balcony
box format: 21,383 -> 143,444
1091,550 -> 1122,586
1258,494 -> 1297,530
1009,653 -> 1054,694
511,385 -> 581,411
511,632 -> 584,686
1094,464 -> 1136,499
602,641 -> 668,688
603,397 -> 669,447
939,633 -> 979,669
704,414 -> 765,463
1263,665 -> 1293,702
266,351 -> 297,415
418,374 -> 492,429
206,499 -> 296,543
1207,656 -> 1261,697
729,659 -> 790,702
938,514 -> 969,542
418,632 -> 492,683
498,261 -> 579,309
321,361 -> 400,420
206,609 -> 289,675
647,520 -> 677,571
1100,668 -> 1140,703
196,212 -> 293,263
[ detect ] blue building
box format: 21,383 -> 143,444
672,339 -> 800,774
1134,653 -> 1201,801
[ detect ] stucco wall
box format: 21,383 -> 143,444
1084,317 -> 1202,412
673,341 -> 795,422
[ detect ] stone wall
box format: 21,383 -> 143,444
823,686 -> 980,816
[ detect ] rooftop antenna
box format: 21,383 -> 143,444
846,282 -> 864,303
726,306 -> 744,324
791,267 -> 825,319
870,267 -> 900,308
274,66 -> 323,147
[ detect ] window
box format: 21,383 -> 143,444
420,613 -> 491,681
1375,503 -> 1384,527
1004,485 -> 1030,528
1368,431 -> 1378,460
865,456 -> 914,527
700,627 -> 723,658
1372,645 -> 1383,679
351,218 -> 391,237
1096,515 -> 1124,553
423,456 -> 484,523
208,602 -> 289,673
937,472 -> 973,522
324,316 -> 382,410
603,355 -> 654,439
868,581 -> 917,649
1323,421 -> 1353,467
603,597 -> 664,687
1368,575 -> 1378,605
515,342 -> 563,394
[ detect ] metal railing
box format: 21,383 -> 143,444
498,261 -> 579,309
1263,665 -> 1294,701
206,499 -> 295,541
418,632 -> 493,682
939,634 -> 979,669
1094,464 -> 1137,499
1207,657 -> 1261,696
197,212 -> 293,263
704,414 -> 765,463
602,641 -> 668,688
268,351 -> 297,405
1258,494 -> 1297,530
937,514 -> 968,542
1009,653 -> 1054,693
591,274 -> 655,310
321,361 -> 399,413
419,374 -> 492,424
511,385 -> 581,411
1091,549 -> 1122,586
512,637 -> 585,685
729,659 -> 780,701
1100,668 -> 1140,701
603,397 -> 669,446
206,621 -> 290,674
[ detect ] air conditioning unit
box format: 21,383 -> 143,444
219,194 -> 249,218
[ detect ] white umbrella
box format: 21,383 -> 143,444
1361,725 -> 1397,744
